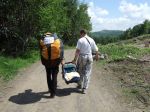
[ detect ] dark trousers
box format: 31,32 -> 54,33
45,66 -> 59,94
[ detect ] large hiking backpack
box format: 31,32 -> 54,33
40,34 -> 62,66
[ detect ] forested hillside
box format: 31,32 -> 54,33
0,0 -> 91,56
91,30 -> 124,45
91,20 -> 150,45
91,30 -> 123,37
120,19 -> 150,40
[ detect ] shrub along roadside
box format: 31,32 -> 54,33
0,50 -> 40,81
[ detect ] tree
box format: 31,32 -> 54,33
0,0 -> 43,56
0,0 -> 92,55
131,24 -> 143,37
143,19 -> 150,34
120,19 -> 150,40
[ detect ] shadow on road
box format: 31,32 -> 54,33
9,88 -> 81,104
56,87 -> 81,97
9,89 -> 50,105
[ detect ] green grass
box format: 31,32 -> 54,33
0,50 -> 40,81
98,43 -> 150,63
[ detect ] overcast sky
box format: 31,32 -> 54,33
81,0 -> 150,31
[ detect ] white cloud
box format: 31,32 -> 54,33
88,2 -> 133,31
88,2 -> 109,17
87,1 -> 150,32
92,17 -> 136,31
87,2 -> 109,31
119,0 -> 141,13
119,0 -> 150,19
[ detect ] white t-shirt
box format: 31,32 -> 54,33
76,35 -> 98,55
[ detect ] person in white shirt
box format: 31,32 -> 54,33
72,29 -> 99,94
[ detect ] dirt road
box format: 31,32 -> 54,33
0,50 -> 142,112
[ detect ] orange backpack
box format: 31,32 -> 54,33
40,37 -> 61,60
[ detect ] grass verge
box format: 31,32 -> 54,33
0,50 -> 40,81
98,43 -> 150,63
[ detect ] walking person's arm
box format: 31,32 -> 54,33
60,39 -> 65,65
72,38 -> 82,64
95,51 -> 99,61
72,49 -> 80,64
92,40 -> 99,61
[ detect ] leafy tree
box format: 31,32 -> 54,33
0,0 -> 43,56
143,19 -> 150,34
131,24 -> 143,37
120,19 -> 150,40
0,0 -> 92,55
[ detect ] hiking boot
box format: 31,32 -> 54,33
82,89 -> 87,94
50,93 -> 55,98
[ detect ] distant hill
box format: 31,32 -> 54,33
91,30 -> 124,38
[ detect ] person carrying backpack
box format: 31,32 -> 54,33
39,32 -> 64,98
